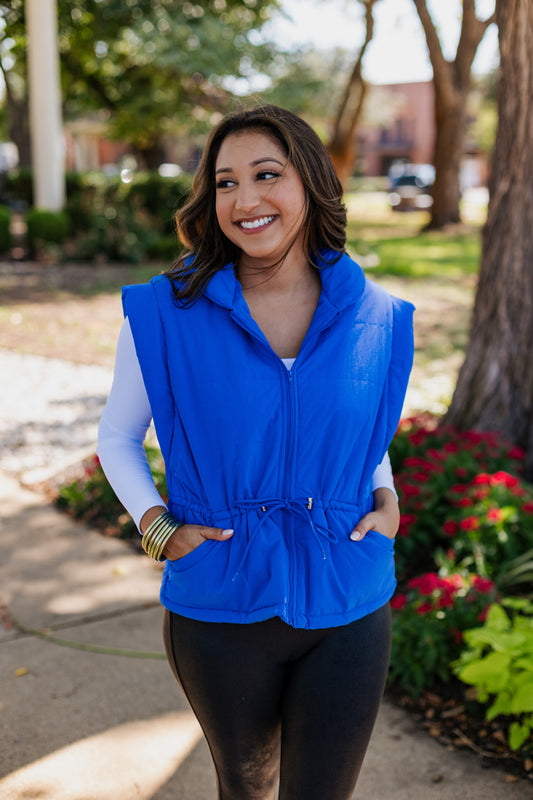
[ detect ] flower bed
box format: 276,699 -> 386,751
388,415 -> 533,781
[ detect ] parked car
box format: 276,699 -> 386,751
388,164 -> 435,211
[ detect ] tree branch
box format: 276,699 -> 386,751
412,0 -> 451,90
332,0 -> 378,140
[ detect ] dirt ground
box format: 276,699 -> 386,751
0,260 -> 476,416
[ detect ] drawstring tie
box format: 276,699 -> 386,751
231,498 -> 338,581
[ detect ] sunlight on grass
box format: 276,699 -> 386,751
345,193 -> 483,280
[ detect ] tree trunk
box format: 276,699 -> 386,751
445,0 -> 533,479
412,0 -> 495,230
428,92 -> 465,228
327,0 -> 379,188
0,59 -> 32,169
8,96 -> 32,169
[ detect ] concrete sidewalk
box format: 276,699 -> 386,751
0,471 -> 529,800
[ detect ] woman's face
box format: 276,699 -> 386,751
214,130 -> 307,270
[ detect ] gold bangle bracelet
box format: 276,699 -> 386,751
141,511 -> 183,561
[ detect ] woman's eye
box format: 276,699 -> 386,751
257,170 -> 279,181
216,178 -> 236,190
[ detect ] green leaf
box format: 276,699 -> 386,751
486,691 -> 512,719
510,681 -> 533,714
458,651 -> 511,691
509,722 -> 532,751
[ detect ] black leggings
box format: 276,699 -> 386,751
163,604 -> 391,800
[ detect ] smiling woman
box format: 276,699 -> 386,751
214,131 -> 307,277
97,104 -> 415,800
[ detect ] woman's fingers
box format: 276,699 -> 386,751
163,524 -> 233,560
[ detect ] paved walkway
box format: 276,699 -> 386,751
0,348 -> 531,798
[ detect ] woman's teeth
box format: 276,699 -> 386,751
239,216 -> 275,230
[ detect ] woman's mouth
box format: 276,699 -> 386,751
236,215 -> 277,232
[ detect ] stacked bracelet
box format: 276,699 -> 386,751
141,511 -> 184,561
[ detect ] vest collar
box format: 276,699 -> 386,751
203,250 -> 366,312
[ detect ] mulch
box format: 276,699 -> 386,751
386,683 -> 532,785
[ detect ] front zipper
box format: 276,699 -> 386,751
280,362 -> 299,625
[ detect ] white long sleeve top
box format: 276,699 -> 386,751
97,319 -> 397,531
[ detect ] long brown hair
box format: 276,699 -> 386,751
166,104 -> 347,301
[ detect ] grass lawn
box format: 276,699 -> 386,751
0,191 -> 484,413
345,191 -> 483,414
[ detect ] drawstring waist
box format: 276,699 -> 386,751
231,497 -> 339,582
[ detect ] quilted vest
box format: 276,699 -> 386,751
123,252 -> 414,629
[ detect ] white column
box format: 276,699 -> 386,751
26,0 -> 65,210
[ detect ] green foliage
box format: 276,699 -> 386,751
389,571 -> 498,697
62,169 -> 192,263
390,416 -> 533,583
56,448 -> 167,539
125,172 -> 191,235
25,208 -> 70,251
4,168 -> 33,208
56,0 -> 281,155
387,414 -> 533,713
0,204 -> 11,251
453,600 -> 533,753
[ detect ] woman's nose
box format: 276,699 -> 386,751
235,183 -> 261,212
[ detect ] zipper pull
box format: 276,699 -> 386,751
307,497 -> 313,510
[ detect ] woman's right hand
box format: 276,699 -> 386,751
162,524 -> 234,560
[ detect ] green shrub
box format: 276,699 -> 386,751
0,204 -> 11,251
453,599 -> 533,754
389,571 -> 498,696
25,208 -> 70,251
390,416 -> 532,583
63,170 -> 192,262
5,167 -> 33,208
126,171 -> 192,235
56,448 -> 167,539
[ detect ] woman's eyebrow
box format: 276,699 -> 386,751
215,157 -> 285,175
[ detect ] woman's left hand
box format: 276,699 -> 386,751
350,487 -> 400,541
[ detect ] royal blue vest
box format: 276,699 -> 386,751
123,252 -> 414,629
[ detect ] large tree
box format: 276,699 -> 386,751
0,0 -> 279,169
0,0 -> 31,167
445,0 -> 533,479
412,0 -> 495,229
327,0 -> 381,187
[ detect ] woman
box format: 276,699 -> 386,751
98,104 -> 414,800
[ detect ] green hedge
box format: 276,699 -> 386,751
0,205 -> 12,252
25,209 -> 70,251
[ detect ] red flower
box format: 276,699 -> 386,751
457,497 -> 474,507
450,484 -> 468,494
486,508 -> 503,523
508,445 -> 525,460
404,456 -> 431,468
441,574 -> 464,591
412,472 -> 430,483
443,442 -> 460,453
438,595 -> 455,609
401,484 -> 421,498
492,471 -> 519,488
391,593 -> 407,610
416,601 -> 435,615
472,473 -> 492,485
449,627 -> 463,644
427,448 -> 446,461
443,520 -> 458,536
456,467 -> 469,479
522,502 -> 533,515
471,575 -> 495,594
460,516 -> 480,531
398,513 -> 416,536
408,573 -> 441,595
